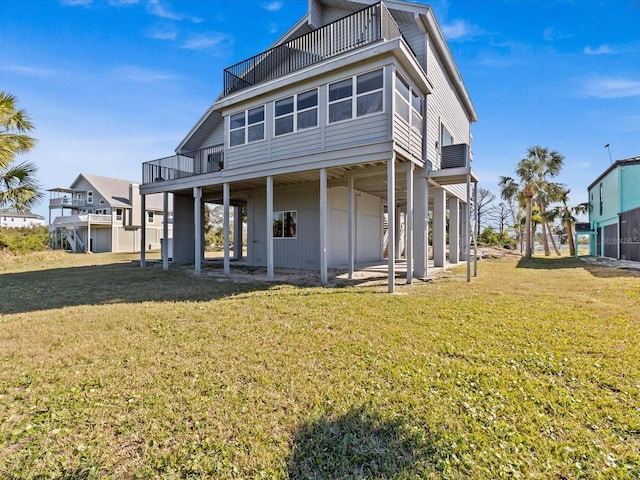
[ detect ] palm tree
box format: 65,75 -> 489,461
499,146 -> 565,258
0,91 -> 41,211
544,188 -> 588,256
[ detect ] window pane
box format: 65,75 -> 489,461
357,91 -> 383,116
411,91 -> 423,114
230,112 -> 245,129
275,97 -> 294,117
329,79 -> 352,101
329,100 -> 352,123
248,106 -> 264,124
230,129 -> 245,147
284,211 -> 297,238
297,89 -> 318,110
248,124 -> 264,142
412,110 -> 422,130
297,109 -> 317,130
275,116 -> 294,136
395,92 -> 409,122
395,73 -> 409,99
358,69 -> 383,94
273,212 -> 283,237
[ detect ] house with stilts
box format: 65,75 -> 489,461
49,173 -> 172,253
139,0 -> 479,291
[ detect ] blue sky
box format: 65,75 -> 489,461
2,0 -> 639,221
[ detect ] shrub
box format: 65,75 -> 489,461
0,226 -> 50,254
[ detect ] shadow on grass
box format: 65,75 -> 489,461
288,405 -> 437,479
516,256 -> 640,278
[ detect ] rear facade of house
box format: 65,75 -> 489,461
588,156 -> 640,261
140,0 -> 478,287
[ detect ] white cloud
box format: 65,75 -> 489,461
441,19 -> 483,41
147,0 -> 202,23
584,44 -> 616,55
543,27 -> 573,42
582,77 -> 640,98
0,64 -> 61,79
181,33 -> 232,51
112,65 -> 176,83
146,26 -> 178,40
263,1 -> 283,12
60,0 -> 92,5
108,0 -> 139,5
269,22 -> 279,34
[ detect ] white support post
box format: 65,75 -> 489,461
406,164 -> 414,284
387,155 -> 396,293
266,176 -> 274,280
223,182 -> 230,276
449,197 -> 460,264
194,187 -> 202,275
233,206 -> 242,260
87,221 -> 91,253
163,191 -> 169,270
433,188 -> 446,268
320,168 -> 328,286
140,194 -> 146,267
348,176 -> 355,280
466,170 -> 471,282
473,181 -> 478,277
425,178 -> 429,278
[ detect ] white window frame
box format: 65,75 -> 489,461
274,88 -> 319,137
87,191 -> 93,204
328,68 -> 384,125
440,123 -> 454,153
272,210 -> 297,239
147,211 -> 154,223
116,208 -> 123,221
229,105 -> 265,148
394,72 -> 424,133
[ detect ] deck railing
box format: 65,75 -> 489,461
223,2 -> 402,96
50,214 -> 113,228
142,144 -> 224,184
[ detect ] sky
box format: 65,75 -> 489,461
2,0 -> 639,222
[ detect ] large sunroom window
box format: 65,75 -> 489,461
328,68 -> 384,123
274,89 -> 318,136
229,106 -> 265,147
395,72 -> 424,132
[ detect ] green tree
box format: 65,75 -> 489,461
499,146 -> 564,258
0,92 -> 42,211
543,188 -> 588,256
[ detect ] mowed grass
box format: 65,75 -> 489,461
0,251 -> 638,479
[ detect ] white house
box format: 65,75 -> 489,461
49,173 -> 172,253
140,0 -> 478,291
0,209 -> 45,228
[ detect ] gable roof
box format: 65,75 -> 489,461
587,155 -> 640,191
0,209 -> 45,220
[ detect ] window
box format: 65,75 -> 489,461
229,106 -> 265,147
273,211 -> 297,238
328,68 -> 384,123
148,211 -> 154,223
116,208 -> 123,221
87,191 -> 93,204
441,123 -> 454,149
394,72 -> 424,130
99,199 -> 106,205
274,89 -> 318,136
599,183 -> 603,215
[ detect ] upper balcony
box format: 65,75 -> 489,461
223,2 -> 402,96
142,144 -> 224,185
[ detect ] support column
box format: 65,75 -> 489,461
162,191 -> 169,270
406,164 -> 414,284
433,188 -> 446,268
347,176 -> 355,280
266,176 -> 274,280
140,194 -> 146,267
194,187 -> 202,275
413,173 -> 427,278
223,182 -> 230,276
448,197 -> 460,264
466,170 -> 471,282
233,206 -> 242,260
320,168 -> 328,285
387,155 -> 396,293
87,221 -> 91,253
473,181 -> 478,277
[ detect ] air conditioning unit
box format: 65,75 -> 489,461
441,144 -> 469,169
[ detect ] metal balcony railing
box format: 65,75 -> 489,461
142,144 -> 224,184
223,2 -> 402,96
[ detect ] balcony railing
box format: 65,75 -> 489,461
223,2 -> 402,96
142,144 -> 224,185
50,214 -> 113,228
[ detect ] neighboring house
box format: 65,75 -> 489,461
140,0 -> 478,290
587,155 -> 640,261
0,209 -> 45,228
49,173 -> 172,253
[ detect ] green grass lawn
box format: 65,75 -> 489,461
1,251 -> 638,479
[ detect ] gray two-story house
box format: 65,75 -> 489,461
140,0 -> 478,291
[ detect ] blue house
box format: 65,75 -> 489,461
587,155 -> 640,261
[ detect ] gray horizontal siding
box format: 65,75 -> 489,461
325,113 -> 389,150
271,128 -> 323,161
